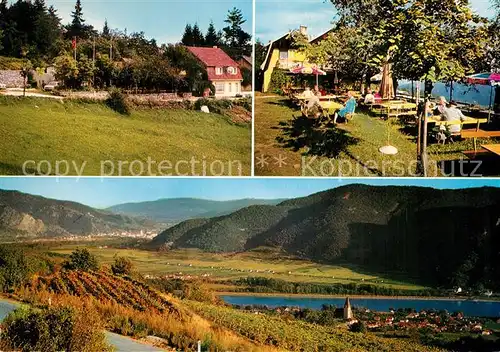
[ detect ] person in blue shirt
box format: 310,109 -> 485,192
334,91 -> 357,123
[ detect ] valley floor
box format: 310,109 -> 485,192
47,244 -> 427,292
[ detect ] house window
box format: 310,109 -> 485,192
216,67 -> 223,75
227,67 -> 237,75
228,83 -> 232,93
279,50 -> 288,60
215,83 -> 224,93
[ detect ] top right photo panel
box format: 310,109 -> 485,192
254,0 -> 500,178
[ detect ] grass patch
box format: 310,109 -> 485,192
254,95 -> 499,176
0,96 -> 251,175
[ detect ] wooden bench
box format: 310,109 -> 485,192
461,130 -> 500,151
462,149 -> 495,159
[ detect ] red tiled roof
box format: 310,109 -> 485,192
186,46 -> 243,81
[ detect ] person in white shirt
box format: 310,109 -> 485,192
364,88 -> 375,104
302,87 -> 314,98
442,101 -> 466,134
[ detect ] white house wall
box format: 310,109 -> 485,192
213,80 -> 243,97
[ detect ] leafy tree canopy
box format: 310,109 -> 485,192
298,0 -> 491,93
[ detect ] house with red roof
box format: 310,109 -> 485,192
186,46 -> 243,97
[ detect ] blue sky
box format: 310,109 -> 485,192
41,0 -> 252,45
0,177 -> 498,209
256,0 -> 495,43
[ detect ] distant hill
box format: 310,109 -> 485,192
149,185 -> 500,289
107,198 -> 286,223
0,189 -> 155,237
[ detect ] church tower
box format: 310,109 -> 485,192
343,297 -> 353,320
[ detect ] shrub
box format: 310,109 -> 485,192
1,305 -> 111,352
111,256 -> 134,276
105,87 -> 130,115
268,69 -> 291,94
0,246 -> 50,292
64,249 -> 99,272
233,97 -> 252,112
194,98 -> 233,115
350,321 -> 367,333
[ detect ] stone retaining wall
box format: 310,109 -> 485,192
0,70 -> 24,88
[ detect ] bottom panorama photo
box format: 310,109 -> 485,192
0,177 -> 499,352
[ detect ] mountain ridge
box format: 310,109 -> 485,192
149,184 -> 500,289
0,189 -> 155,237
107,197 -> 288,223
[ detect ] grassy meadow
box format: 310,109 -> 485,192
47,244 -> 427,292
254,94 -> 498,177
0,96 -> 251,176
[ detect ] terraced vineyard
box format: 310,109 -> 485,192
33,271 -> 180,316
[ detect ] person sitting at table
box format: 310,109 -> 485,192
302,90 -> 322,118
334,91 -> 357,123
434,96 -> 447,115
302,87 -> 314,98
374,91 -> 382,103
364,88 -> 375,104
442,101 -> 467,135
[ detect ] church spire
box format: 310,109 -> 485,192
343,297 -> 353,320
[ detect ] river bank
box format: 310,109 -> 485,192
216,291 -> 500,303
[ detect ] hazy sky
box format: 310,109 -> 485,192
256,0 -> 496,43
41,0 -> 252,45
0,178 -> 498,208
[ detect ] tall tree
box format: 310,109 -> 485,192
34,0 -> 62,61
102,19 -> 110,37
181,24 -> 194,46
67,0 -> 91,39
205,21 -> 220,47
191,23 -> 204,46
222,7 -> 251,59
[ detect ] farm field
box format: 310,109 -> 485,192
47,244 -> 427,292
0,96 -> 251,176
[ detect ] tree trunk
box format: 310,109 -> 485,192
424,80 -> 434,99
495,86 -> 500,113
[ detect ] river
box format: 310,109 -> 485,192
0,300 -> 164,352
398,80 -> 497,108
222,295 -> 500,318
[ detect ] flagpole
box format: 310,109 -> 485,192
92,36 -> 96,89
73,36 -> 77,60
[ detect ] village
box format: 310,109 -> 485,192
233,298 -> 500,337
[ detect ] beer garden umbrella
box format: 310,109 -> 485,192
378,63 -> 398,155
289,65 -> 327,87
466,72 -> 500,123
379,63 -> 395,99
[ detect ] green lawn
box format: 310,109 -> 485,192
48,244 -> 426,292
0,96 -> 251,176
255,95 -> 499,177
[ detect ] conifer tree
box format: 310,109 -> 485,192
181,24 -> 193,46
205,21 -> 220,47
191,23 -> 204,46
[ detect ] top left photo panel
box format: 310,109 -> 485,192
0,0 -> 253,177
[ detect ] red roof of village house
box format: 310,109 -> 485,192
186,46 -> 243,81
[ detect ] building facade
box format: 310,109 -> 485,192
187,46 -> 243,98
